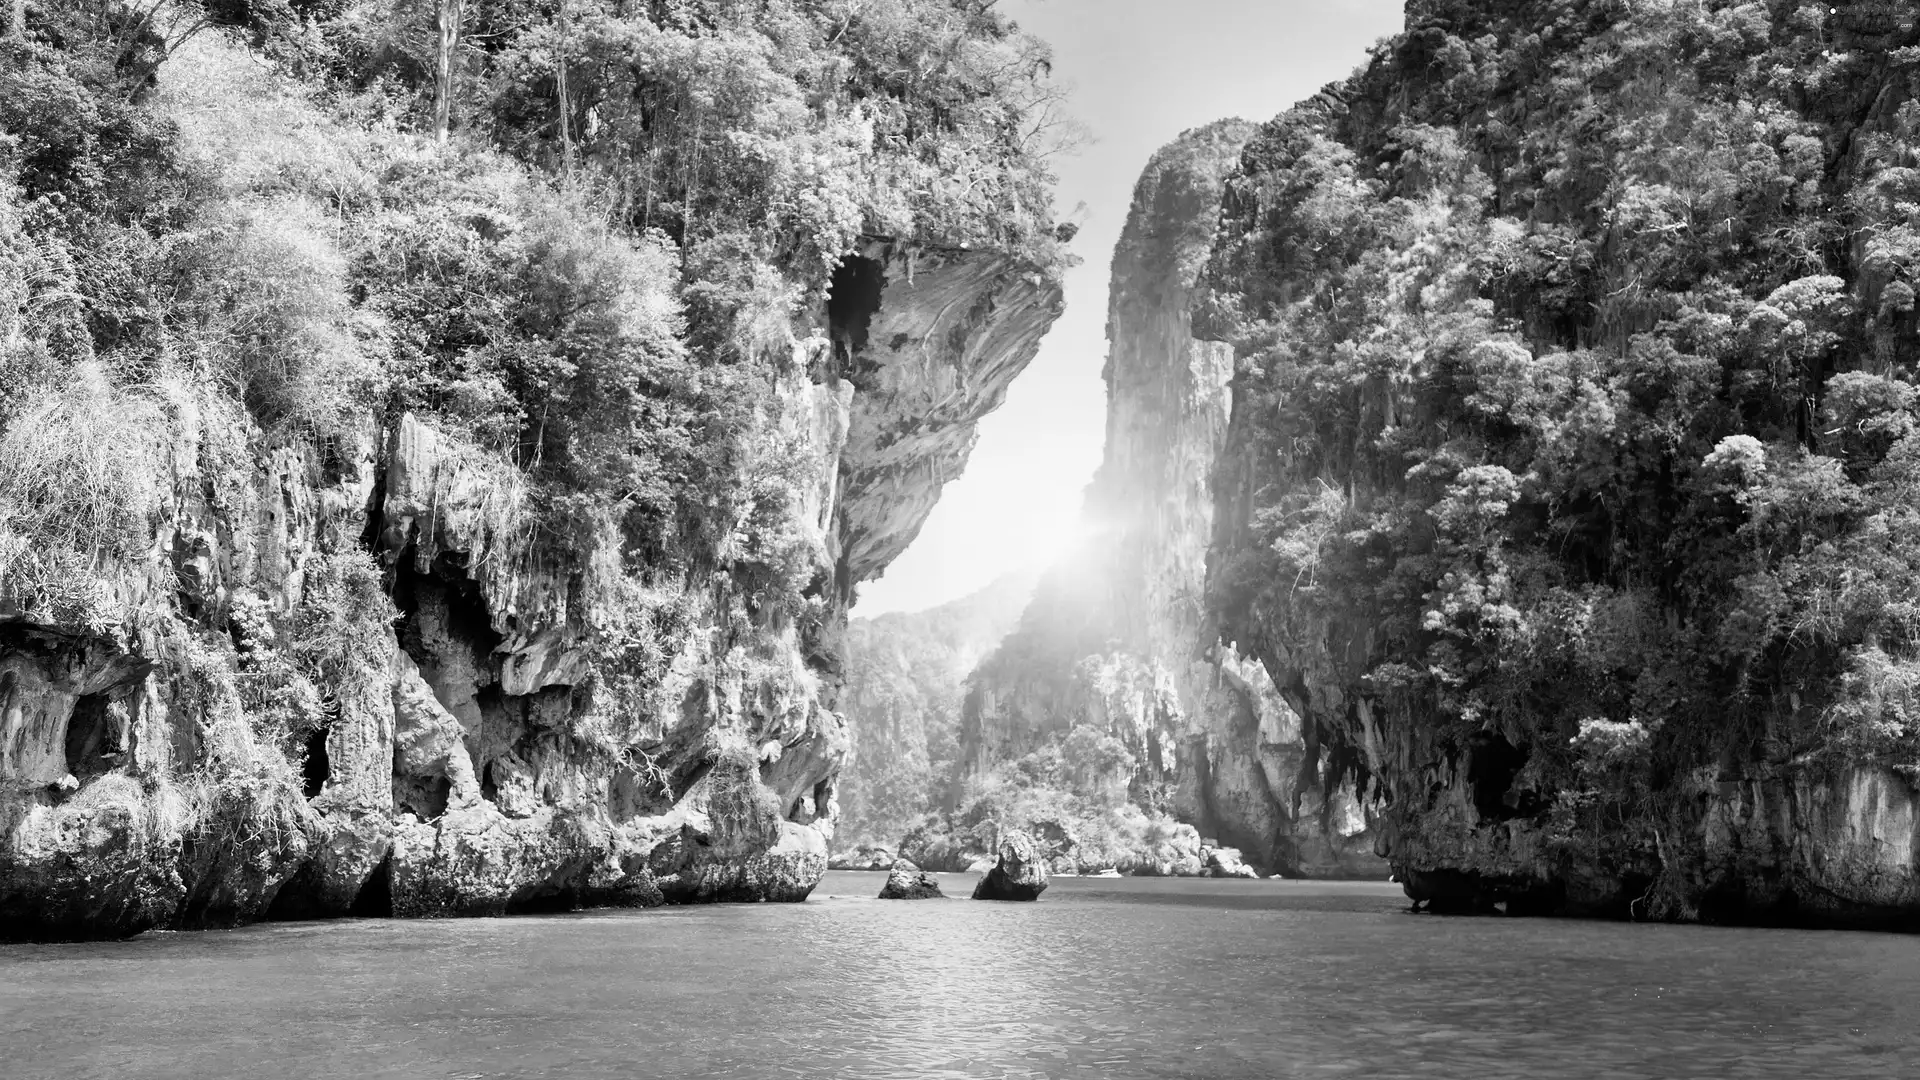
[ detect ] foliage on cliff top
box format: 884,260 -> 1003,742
298,0 -> 1072,280
1198,2 -> 1920,814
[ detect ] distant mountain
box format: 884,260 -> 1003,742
834,571 -> 1038,851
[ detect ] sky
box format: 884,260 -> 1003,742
851,0 -> 1406,616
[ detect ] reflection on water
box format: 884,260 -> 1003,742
2,871 -> 1914,1079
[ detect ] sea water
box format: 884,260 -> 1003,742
0,872 -> 1912,1078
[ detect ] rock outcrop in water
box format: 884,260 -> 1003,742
1202,845 -> 1258,880
0,4 -> 1066,940
926,122 -> 1382,878
1197,0 -> 1920,927
970,830 -> 1048,901
877,859 -> 944,899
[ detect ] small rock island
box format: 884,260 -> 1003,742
971,832 -> 1049,902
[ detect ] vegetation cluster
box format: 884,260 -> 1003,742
1198,0 -> 1920,896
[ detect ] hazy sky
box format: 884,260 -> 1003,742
851,0 -> 1405,616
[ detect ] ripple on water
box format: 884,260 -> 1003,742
0,872 -> 1913,1079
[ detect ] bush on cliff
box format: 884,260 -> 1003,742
0,364 -> 170,628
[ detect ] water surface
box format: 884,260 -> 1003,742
1,871 -> 1912,1079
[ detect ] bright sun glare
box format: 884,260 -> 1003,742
1026,510 -> 1104,571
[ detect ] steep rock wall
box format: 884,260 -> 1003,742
1196,0 -> 1920,925
954,122 -> 1381,877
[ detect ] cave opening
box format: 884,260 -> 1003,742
302,720 -> 332,799
826,254 -> 886,379
1465,731 -> 1529,822
480,761 -> 499,804
609,760 -> 673,821
807,777 -> 834,823
431,555 -> 503,652
395,771 -> 452,821
388,550 -> 504,679
63,692 -> 119,783
350,855 -> 393,918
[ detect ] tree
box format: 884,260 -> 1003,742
554,0 -> 573,177
432,0 -> 462,142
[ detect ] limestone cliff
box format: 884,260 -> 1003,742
1197,0 -> 1920,925
952,122 -> 1381,877
0,269 -> 1057,938
0,10 -> 1064,940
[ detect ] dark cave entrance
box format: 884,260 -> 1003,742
826,253 -> 886,377
266,851 -> 395,923
64,691 -> 120,783
350,855 -> 393,918
302,720 -> 332,799
386,548 -> 506,681
403,775 -> 453,821
1465,732 -> 1529,822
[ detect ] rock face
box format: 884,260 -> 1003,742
971,830 -> 1048,901
950,122 -> 1383,878
877,860 -> 944,900
1194,0 -> 1920,927
0,172 -> 1060,944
